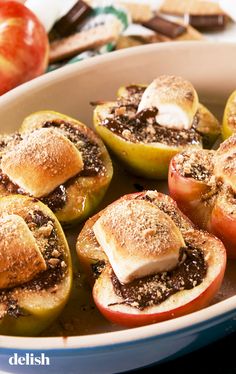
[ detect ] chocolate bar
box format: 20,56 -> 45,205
143,15 -> 187,38
53,0 -> 93,37
185,14 -> 226,30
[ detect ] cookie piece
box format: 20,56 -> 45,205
160,0 -> 224,16
119,1 -> 152,23
49,20 -> 121,63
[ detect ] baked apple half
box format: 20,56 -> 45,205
0,110 -> 113,226
169,134 -> 236,258
222,90 -> 236,140
93,76 -> 220,179
76,191 -> 226,327
0,195 -> 72,336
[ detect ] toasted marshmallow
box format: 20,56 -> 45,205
138,75 -> 199,130
1,128 -> 84,198
0,214 -> 47,289
93,198 -> 185,284
214,135 -> 236,192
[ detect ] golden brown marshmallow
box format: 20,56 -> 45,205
0,214 -> 47,289
138,75 -> 199,130
1,128 -> 84,198
93,198 -> 185,284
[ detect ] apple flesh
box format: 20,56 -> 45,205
0,0 -> 49,95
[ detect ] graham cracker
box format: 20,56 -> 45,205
160,0 -> 224,16
49,21 -> 121,63
175,21 -> 205,40
116,21 -> 203,50
118,1 -> 153,23
115,35 -> 145,50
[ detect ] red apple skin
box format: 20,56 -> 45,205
93,266 -> 225,327
209,201 -> 236,259
93,263 -> 225,328
0,1 -> 49,95
168,157 -> 213,228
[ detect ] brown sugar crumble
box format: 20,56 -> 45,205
174,149 -> 215,182
142,191 -> 192,232
0,133 -> 22,155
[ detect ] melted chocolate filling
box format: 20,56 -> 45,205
91,260 -> 106,279
0,210 -> 66,318
101,84 -> 201,146
125,85 -> 146,99
41,185 -> 67,212
110,245 -> 207,310
0,172 -> 67,213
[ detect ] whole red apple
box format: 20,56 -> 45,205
0,0 -> 49,95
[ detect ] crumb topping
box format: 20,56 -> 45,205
216,134 -> 236,155
99,84 -> 201,146
144,75 -> 196,106
120,85 -> 146,103
174,149 -> 214,182
142,191 -> 192,232
0,133 -> 22,155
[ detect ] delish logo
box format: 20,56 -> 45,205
9,353 -> 50,366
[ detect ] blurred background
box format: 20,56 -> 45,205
1,0 -> 235,96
